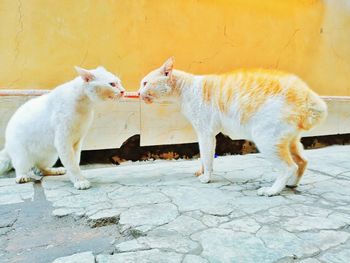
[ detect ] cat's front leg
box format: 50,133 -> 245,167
54,135 -> 90,190
73,139 -> 84,165
197,134 -> 216,183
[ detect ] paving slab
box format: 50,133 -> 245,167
1,145 -> 350,262
52,251 -> 95,263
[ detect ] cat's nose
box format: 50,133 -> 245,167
120,90 -> 125,95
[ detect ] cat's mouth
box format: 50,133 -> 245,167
112,91 -> 125,100
140,94 -> 155,104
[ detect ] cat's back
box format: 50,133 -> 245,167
6,93 -> 51,133
225,68 -> 302,91
5,80 -> 76,137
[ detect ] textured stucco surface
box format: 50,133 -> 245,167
0,0 -> 349,95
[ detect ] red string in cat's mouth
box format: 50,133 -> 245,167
124,92 -> 140,99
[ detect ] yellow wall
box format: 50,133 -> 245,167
0,0 -> 349,95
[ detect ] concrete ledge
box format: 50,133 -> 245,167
0,90 -> 349,149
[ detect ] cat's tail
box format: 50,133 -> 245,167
0,149 -> 12,175
299,92 -> 328,131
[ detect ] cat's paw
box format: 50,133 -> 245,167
15,177 -> 30,184
52,167 -> 66,175
195,170 -> 203,177
74,179 -> 91,190
257,187 -> 280,197
286,175 -> 299,188
198,174 -> 210,183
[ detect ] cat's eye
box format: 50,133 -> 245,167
143,81 -> 147,87
110,82 -> 116,87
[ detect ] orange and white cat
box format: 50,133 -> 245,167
139,58 -> 327,196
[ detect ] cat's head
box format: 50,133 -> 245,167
138,57 -> 175,104
75,66 -> 125,102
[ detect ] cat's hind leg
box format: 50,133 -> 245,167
286,137 -> 307,188
8,144 -> 33,183
41,167 -> 66,176
256,135 -> 298,196
37,152 -> 66,176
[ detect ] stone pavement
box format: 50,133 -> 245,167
1,145 -> 350,262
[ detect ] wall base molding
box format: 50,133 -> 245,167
0,90 -> 349,149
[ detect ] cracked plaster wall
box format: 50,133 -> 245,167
0,0 -> 349,95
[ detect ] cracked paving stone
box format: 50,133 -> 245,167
269,204 -> 332,218
220,165 -> 272,184
322,192 -> 350,203
119,203 -> 178,227
52,208 -> 84,217
219,217 -> 261,233
0,178 -> 17,187
0,180 -> 34,205
282,215 -> 348,232
116,229 -> 200,254
257,226 -> 319,258
183,254 -> 209,263
192,228 -> 281,263
201,214 -> 230,227
233,195 -> 291,214
297,259 -> 321,263
85,202 -> 113,217
252,214 -> 281,224
88,208 -> 122,227
319,244 -> 350,263
3,145 -> 350,262
0,210 -> 19,228
152,214 -> 206,235
0,227 -> 11,236
258,227 -> 350,260
306,180 -> 350,198
109,189 -> 170,208
299,170 -> 332,185
268,206 -> 298,217
297,230 -> 350,251
161,186 -> 236,215
52,192 -> 108,209
96,249 -> 183,263
52,251 -> 95,263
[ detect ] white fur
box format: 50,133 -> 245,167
0,66 -> 125,189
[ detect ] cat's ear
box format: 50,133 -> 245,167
161,57 -> 174,77
75,66 -> 95,82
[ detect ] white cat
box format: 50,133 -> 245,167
0,66 -> 125,189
